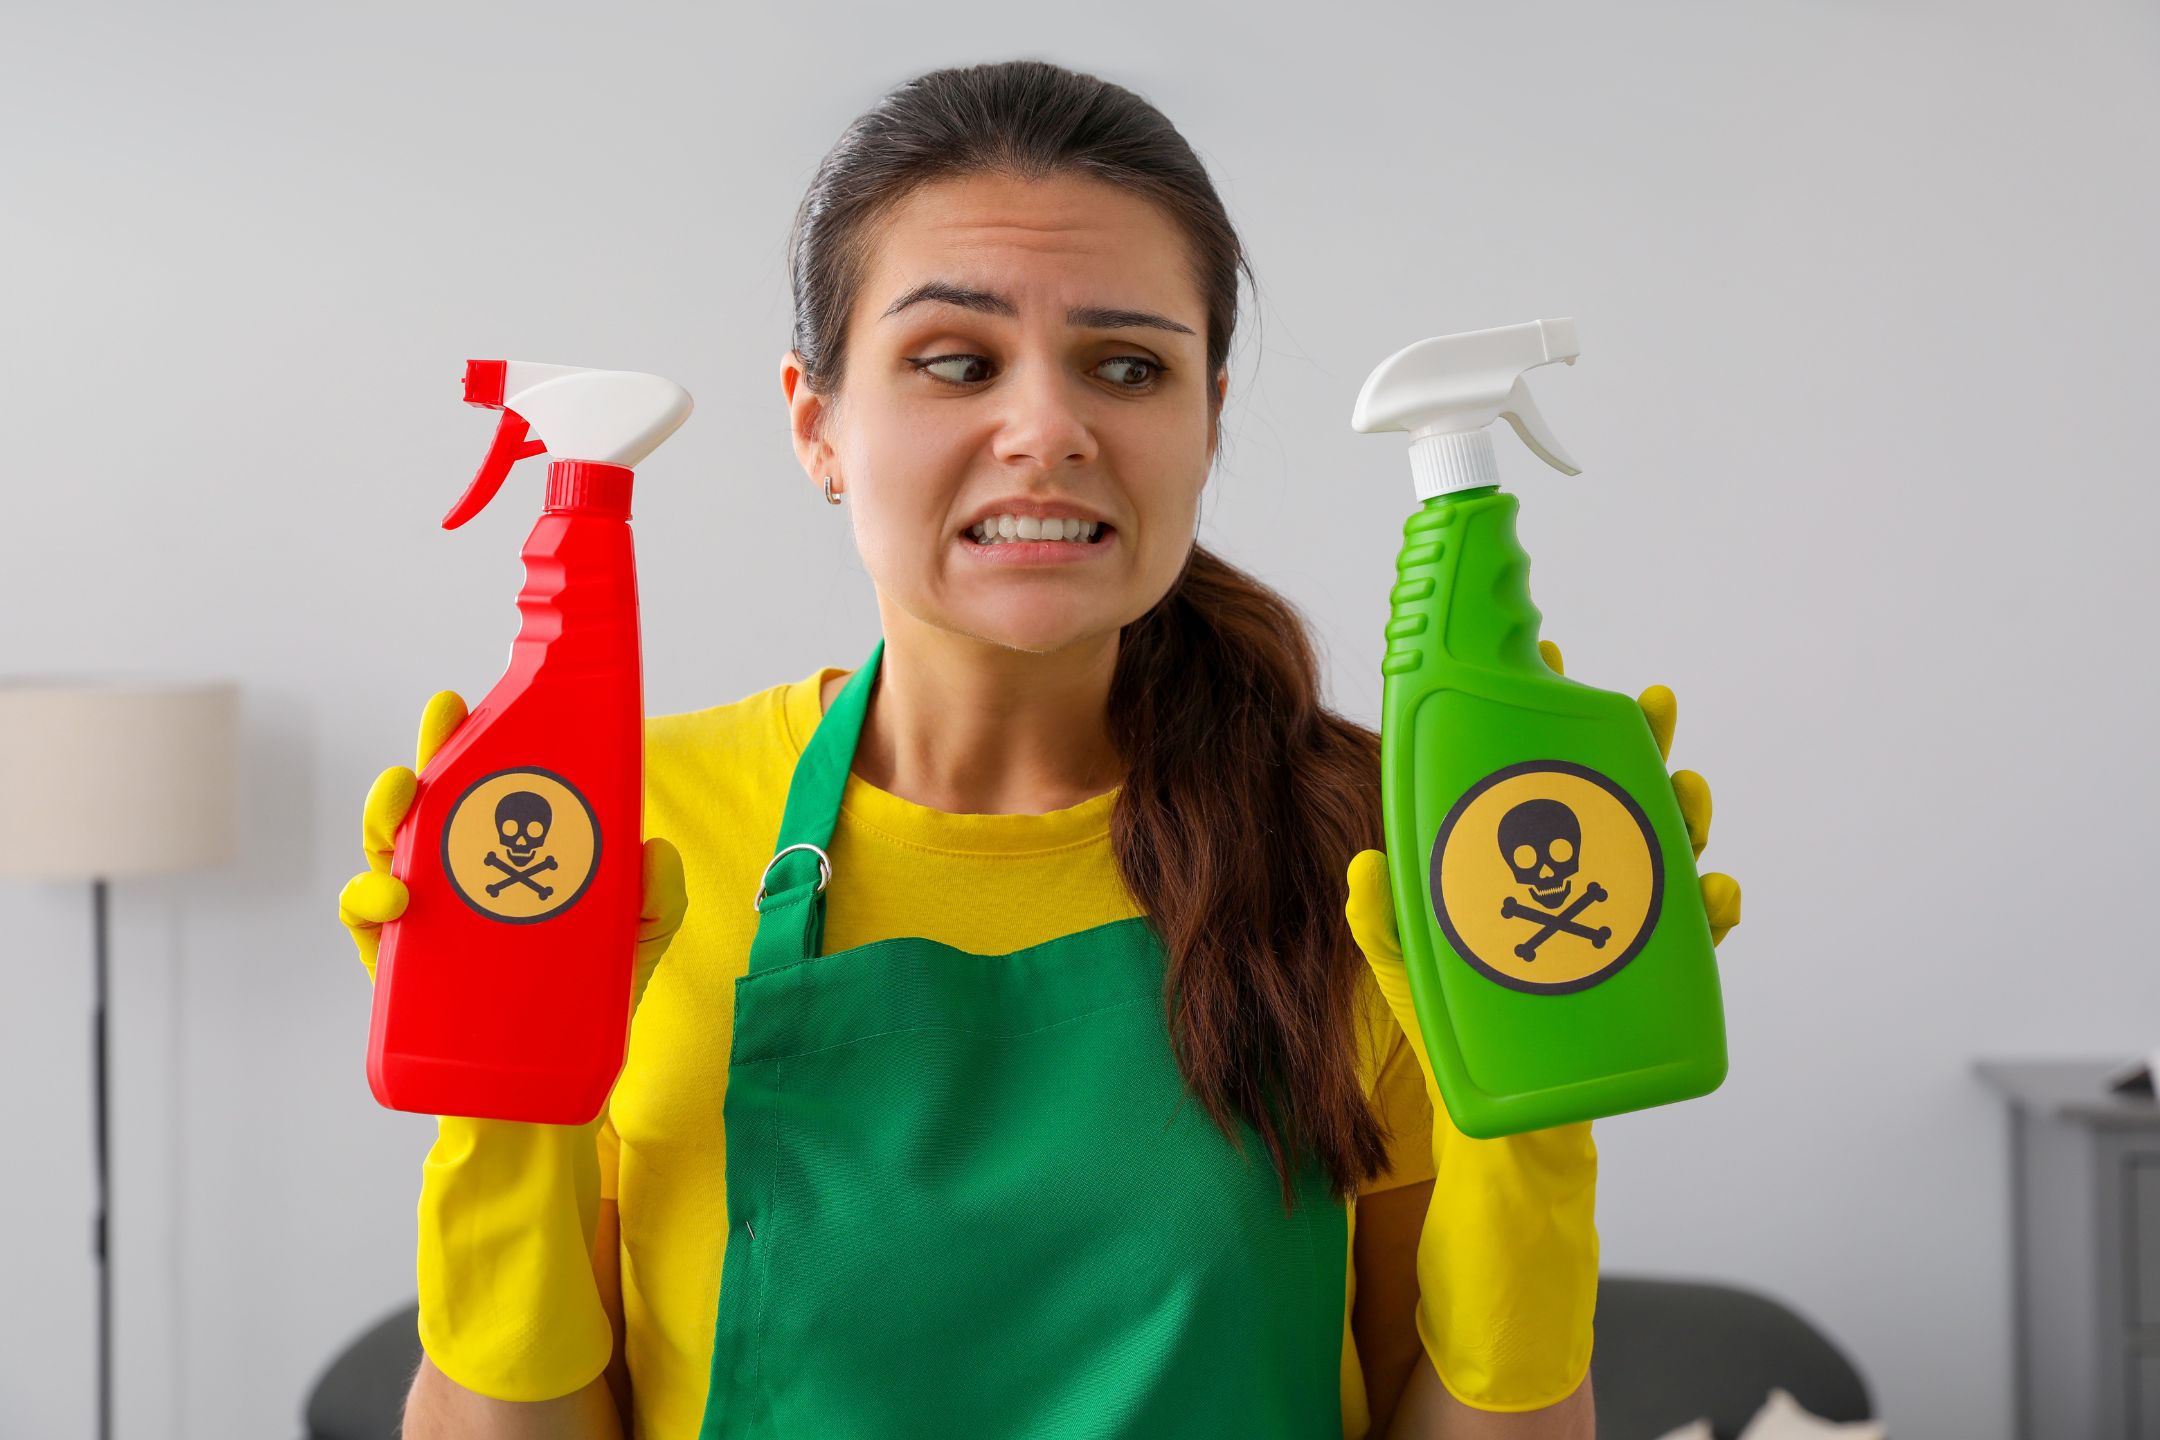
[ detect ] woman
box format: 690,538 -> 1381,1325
341,59 -> 1739,1439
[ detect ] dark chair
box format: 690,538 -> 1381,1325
301,1275 -> 1875,1438
1590,1274 -> 1875,1439
300,1300 -> 420,1440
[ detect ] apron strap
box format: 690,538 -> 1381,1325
746,637 -> 884,975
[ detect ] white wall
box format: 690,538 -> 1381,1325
4,2 -> 2155,1436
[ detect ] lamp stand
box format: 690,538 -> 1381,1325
91,876 -> 112,1440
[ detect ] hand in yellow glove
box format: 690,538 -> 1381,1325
336,690 -> 688,1402
1344,638 -> 1740,1411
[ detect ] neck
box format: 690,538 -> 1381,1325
822,605 -> 1126,816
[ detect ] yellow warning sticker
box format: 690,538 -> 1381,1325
1429,760 -> 1663,994
440,767 -> 601,924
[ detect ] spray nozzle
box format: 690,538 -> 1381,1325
1351,317 -> 1582,501
444,360 -> 695,530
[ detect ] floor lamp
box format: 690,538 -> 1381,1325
0,678 -> 240,1440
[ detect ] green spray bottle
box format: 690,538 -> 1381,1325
1352,317 -> 1726,1139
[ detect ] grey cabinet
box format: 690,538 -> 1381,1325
1978,1060 -> 2160,1439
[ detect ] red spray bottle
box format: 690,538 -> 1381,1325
367,360 -> 693,1124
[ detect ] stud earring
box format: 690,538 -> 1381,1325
823,474 -> 842,505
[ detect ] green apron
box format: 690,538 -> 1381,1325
696,637 -> 1349,1438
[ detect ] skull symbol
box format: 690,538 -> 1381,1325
496,791 -> 553,863
1497,798 -> 1581,909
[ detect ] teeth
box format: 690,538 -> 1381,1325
968,514 -> 1101,545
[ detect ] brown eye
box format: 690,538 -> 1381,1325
1094,357 -> 1162,387
912,354 -> 992,385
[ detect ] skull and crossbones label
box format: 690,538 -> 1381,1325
440,767 -> 601,924
1427,759 -> 1664,995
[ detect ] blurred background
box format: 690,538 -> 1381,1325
3,2 -> 2155,1437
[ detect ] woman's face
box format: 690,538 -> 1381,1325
784,171 -> 1223,657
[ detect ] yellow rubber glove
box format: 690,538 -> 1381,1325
1345,638 -> 1741,1410
336,690 -> 687,1401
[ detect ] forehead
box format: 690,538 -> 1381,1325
857,171 -> 1202,323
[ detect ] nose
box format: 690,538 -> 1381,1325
989,357 -> 1098,471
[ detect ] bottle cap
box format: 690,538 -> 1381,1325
444,361 -> 693,530
1353,318 -> 1583,500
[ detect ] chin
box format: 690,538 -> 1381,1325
946,610 -> 1123,657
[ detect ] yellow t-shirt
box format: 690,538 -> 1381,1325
597,664 -> 1591,1436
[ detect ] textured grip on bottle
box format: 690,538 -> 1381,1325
1383,491 -> 1544,677
1382,504 -> 1452,676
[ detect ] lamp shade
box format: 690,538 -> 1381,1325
0,676 -> 241,880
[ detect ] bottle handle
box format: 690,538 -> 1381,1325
442,408 -> 547,530
1499,375 -> 1582,477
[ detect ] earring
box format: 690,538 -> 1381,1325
823,474 -> 843,505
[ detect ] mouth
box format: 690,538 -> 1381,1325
963,514 -> 1112,545
958,516 -> 1116,564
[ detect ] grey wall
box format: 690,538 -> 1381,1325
4,2 -> 2155,1436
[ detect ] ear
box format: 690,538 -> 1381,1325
780,349 -> 836,483
1207,366 -> 1228,465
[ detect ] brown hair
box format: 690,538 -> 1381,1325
789,59 -> 1393,1210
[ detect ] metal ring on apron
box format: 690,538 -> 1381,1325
752,841 -> 831,912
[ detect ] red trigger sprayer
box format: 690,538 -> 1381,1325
367,360 -> 693,1124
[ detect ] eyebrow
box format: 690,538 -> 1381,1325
879,280 -> 1196,336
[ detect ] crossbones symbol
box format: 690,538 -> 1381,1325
485,851 -> 558,899
1500,883 -> 1612,962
